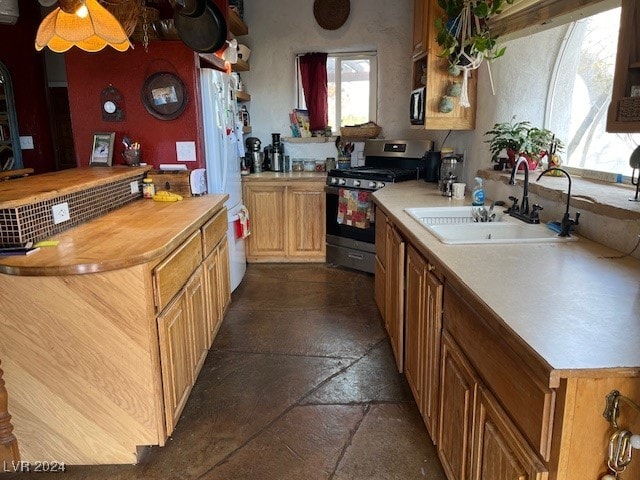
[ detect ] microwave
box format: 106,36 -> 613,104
410,87 -> 425,125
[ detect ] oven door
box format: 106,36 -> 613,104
325,185 -> 376,273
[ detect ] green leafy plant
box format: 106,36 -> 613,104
485,117 -> 564,163
435,0 -> 514,68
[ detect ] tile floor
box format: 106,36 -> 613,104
14,264 -> 446,480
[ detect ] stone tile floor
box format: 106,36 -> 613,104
10,264 -> 446,479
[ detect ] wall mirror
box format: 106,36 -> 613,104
0,61 -> 23,170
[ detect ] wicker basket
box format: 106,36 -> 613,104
131,7 -> 160,43
340,122 -> 381,139
99,0 -> 141,37
618,96 -> 640,122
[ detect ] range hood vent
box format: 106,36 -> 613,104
0,0 -> 19,25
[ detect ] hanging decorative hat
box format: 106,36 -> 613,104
313,0 -> 350,30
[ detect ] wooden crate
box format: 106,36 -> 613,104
146,170 -> 192,197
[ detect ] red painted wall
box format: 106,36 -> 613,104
0,1 -> 56,173
65,40 -> 206,169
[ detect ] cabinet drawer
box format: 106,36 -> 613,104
202,207 -> 227,257
154,231 -> 203,312
443,286 -> 555,461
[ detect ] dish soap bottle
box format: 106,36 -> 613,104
472,177 -> 485,206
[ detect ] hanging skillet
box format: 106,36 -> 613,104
174,0 -> 227,53
169,0 -> 206,18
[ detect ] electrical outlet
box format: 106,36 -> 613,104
19,136 -> 34,150
130,180 -> 139,194
52,202 -> 70,225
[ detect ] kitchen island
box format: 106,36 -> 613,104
0,173 -> 230,465
373,180 -> 640,480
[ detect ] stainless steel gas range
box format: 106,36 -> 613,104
325,139 -> 433,273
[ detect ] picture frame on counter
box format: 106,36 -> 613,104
89,132 -> 115,166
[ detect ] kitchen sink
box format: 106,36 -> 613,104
404,207 -> 577,245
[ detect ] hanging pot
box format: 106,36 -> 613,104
174,0 -> 227,53
170,0 -> 206,18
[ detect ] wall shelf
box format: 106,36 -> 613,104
236,90 -> 251,102
232,59 -> 249,72
228,7 -> 248,36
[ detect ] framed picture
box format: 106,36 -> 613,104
631,85 -> 640,97
141,72 -> 188,121
89,132 -> 115,166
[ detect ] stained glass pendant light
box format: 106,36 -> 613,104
35,0 -> 132,53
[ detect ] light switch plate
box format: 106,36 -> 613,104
19,136 -> 34,150
176,141 -> 196,162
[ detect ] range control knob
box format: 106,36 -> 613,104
368,181 -> 377,189
377,182 -> 386,189
330,177 -> 338,184
353,180 -> 361,187
338,178 -> 347,186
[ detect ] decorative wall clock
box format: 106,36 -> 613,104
101,85 -> 125,122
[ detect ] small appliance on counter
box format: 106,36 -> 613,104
245,136 -> 262,173
439,154 -> 463,196
263,132 -> 284,172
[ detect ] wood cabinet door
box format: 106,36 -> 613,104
423,266 -> 443,438
374,256 -> 386,318
438,332 -> 477,480
286,184 -> 325,258
606,0 -> 640,132
203,250 -> 221,345
216,236 -> 231,319
386,225 -> 405,372
244,184 -> 286,258
157,293 -> 193,434
405,245 -> 426,406
472,387 -> 548,480
412,0 -> 427,58
186,266 -> 208,378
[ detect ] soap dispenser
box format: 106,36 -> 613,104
472,177 -> 485,206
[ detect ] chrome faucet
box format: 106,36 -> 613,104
536,167 -> 580,237
507,157 -> 542,224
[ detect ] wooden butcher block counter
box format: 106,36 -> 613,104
0,185 -> 232,465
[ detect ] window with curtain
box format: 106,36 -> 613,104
547,7 -> 639,177
297,51 -> 377,133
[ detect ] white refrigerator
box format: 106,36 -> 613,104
200,68 -> 247,292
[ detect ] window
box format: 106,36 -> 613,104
547,7 -> 639,177
297,52 -> 377,132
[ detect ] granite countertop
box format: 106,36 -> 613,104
373,181 -> 640,380
242,171 -> 327,182
0,194 -> 228,276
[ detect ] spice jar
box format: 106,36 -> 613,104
142,178 -> 155,198
292,161 -> 303,172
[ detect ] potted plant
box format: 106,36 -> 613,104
435,0 -> 514,70
485,117 -> 564,170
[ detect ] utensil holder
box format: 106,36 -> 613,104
122,150 -> 141,166
338,155 -> 351,169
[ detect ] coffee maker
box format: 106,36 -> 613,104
245,137 -> 262,173
264,133 -> 284,172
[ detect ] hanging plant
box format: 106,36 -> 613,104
435,0 -> 514,107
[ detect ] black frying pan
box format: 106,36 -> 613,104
174,0 -> 227,53
170,0 -> 206,18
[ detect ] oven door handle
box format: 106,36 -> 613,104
325,185 -> 370,195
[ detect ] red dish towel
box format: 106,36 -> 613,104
337,188 -> 374,229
